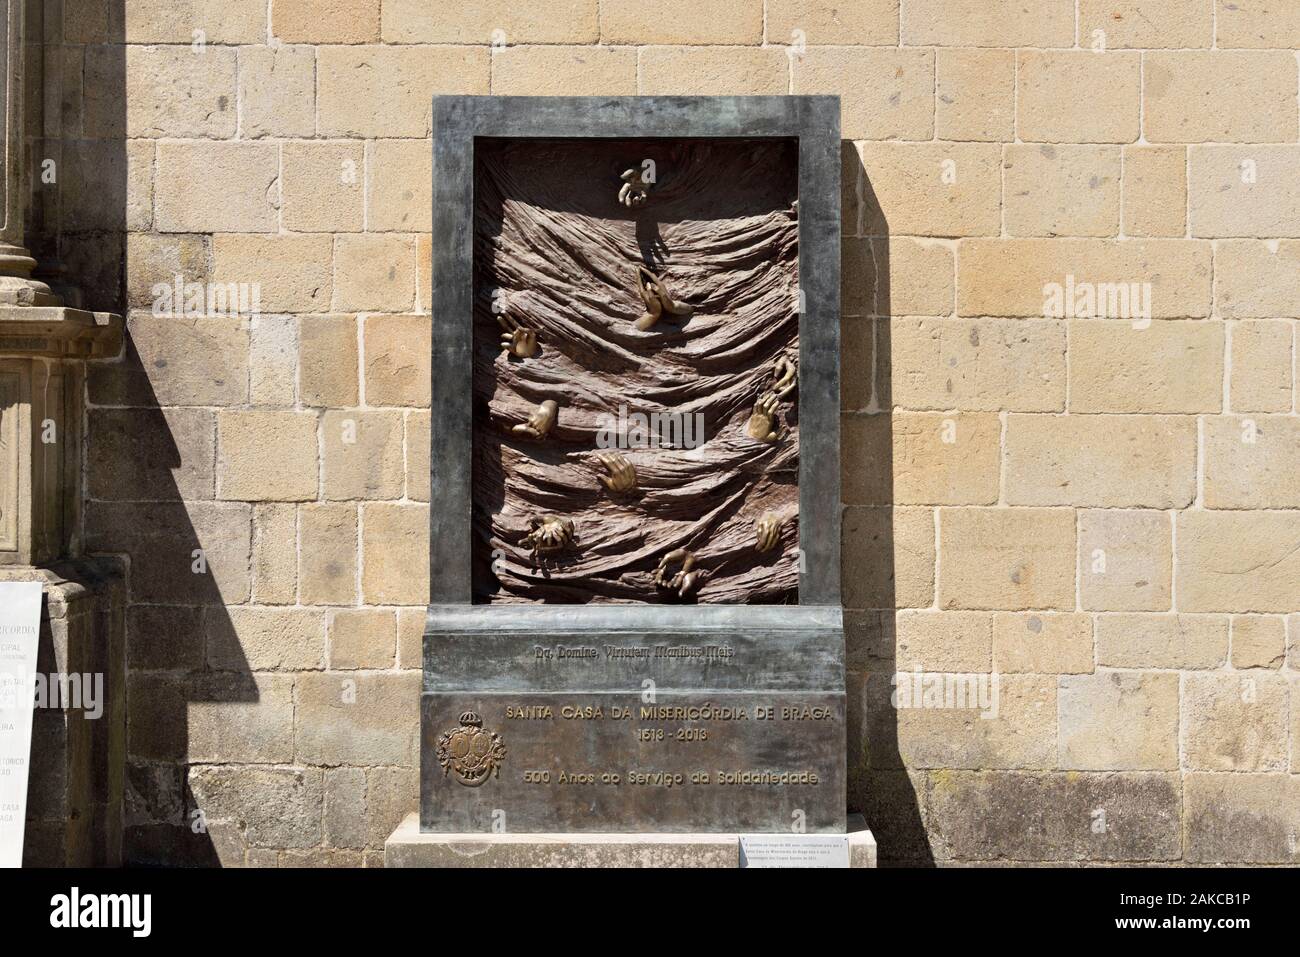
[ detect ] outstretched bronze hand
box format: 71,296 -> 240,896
595,452 -> 637,493
746,393 -> 781,442
654,548 -> 701,599
511,400 -> 557,439
521,514 -> 575,562
496,313 -> 538,358
619,167 -> 651,208
755,512 -> 782,552
634,266 -> 693,331
771,356 -> 797,398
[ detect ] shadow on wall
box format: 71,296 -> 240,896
840,143 -> 934,866
29,0 -> 256,865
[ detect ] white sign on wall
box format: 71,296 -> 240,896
739,833 -> 851,868
0,581 -> 42,868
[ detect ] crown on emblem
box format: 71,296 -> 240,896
459,711 -> 483,727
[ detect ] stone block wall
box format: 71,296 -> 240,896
37,0 -> 1300,864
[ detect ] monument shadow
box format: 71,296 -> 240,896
28,0 -> 256,866
843,144 -> 933,865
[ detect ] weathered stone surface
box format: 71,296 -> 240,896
935,49 -> 1014,142
252,504 -> 297,604
891,412 -> 1000,505
125,233 -> 208,308
600,0 -> 758,43
155,142 -> 279,233
367,140 -> 432,231
903,0 -> 1074,46
205,607 -> 325,671
842,506 -> 934,609
927,771 -> 1181,862
957,240 -> 1212,318
90,313 -> 248,408
187,673 -> 296,766
1122,146 -> 1186,238
249,316 -> 297,407
189,766 -> 323,849
792,48 -> 933,140
240,45 -> 316,138
1145,52 -> 1297,143
87,407 -> 214,501
361,504 -> 429,605
492,46 -> 637,96
640,47 -> 789,96
85,502 -> 251,605
210,233 -> 333,313
841,318 -> 875,410
1078,509 -> 1172,612
1182,673 -> 1289,772
1185,772 -> 1300,864
333,235 -> 415,312
1017,51 -> 1141,143
1216,1 -> 1300,48
124,0 -> 265,42
1005,414 -> 1196,508
294,672 -> 421,766
895,611 -> 992,673
300,317 -> 359,407
322,410 -> 405,501
280,848 -> 365,867
126,45 -> 236,138
1068,321 -> 1223,414
992,613 -> 1093,674
217,411 -> 319,502
938,508 -> 1076,611
299,504 -> 358,605
329,609 -> 397,670
366,767 -> 419,847
1230,321 -> 1293,412
323,767 -> 368,849
1004,145 -> 1120,238
889,318 -> 1066,412
273,0 -> 381,43
124,672 -> 292,763
1177,511 -> 1300,613
1193,147 -> 1300,241
842,237 -> 953,315
1203,415 -> 1300,509
1214,240 -> 1300,315
767,0 -> 897,44
405,411 -> 431,503
396,607 -> 425,669
128,606 -> 204,672
859,143 -> 1001,236
1079,0 -> 1211,48
894,676 -> 1057,770
282,141 -> 365,232
1095,614 -> 1228,669
1059,672 -> 1178,770
384,0 -> 599,43
317,46 -> 489,137
363,315 -> 430,406
1231,616 -> 1286,670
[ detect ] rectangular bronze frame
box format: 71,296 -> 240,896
429,95 -> 842,609
423,96 -> 845,833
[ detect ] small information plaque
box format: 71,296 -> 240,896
0,581 -> 42,868
739,834 -> 850,868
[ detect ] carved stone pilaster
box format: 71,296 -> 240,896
0,0 -> 57,306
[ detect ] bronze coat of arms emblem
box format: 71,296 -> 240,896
436,711 -> 506,787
